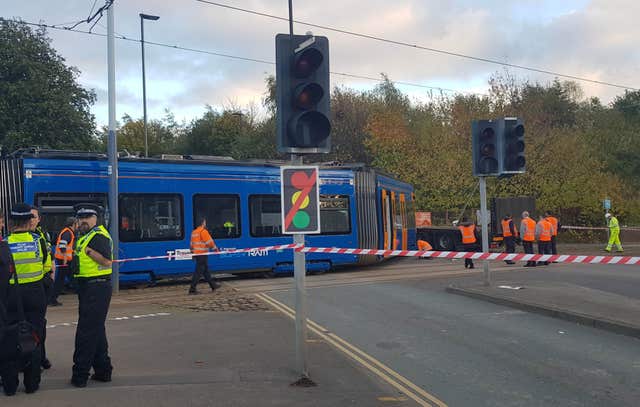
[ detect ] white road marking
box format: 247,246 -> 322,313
47,312 -> 171,329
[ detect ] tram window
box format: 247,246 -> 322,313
34,193 -> 107,238
119,194 -> 183,242
249,195 -> 283,237
193,194 -> 240,239
320,195 -> 351,235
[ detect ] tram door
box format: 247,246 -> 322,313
399,193 -> 408,250
381,189 -> 393,250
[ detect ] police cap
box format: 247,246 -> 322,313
74,203 -> 102,219
10,202 -> 35,219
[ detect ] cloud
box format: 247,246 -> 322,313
3,0 -> 638,126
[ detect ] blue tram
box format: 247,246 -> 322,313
1,149 -> 416,283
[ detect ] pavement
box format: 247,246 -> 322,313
447,263 -> 640,339
3,284 -> 417,406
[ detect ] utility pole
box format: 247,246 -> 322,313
107,3 -> 120,293
140,13 -> 160,158
479,177 -> 490,286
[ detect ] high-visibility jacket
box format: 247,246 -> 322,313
608,216 -> 620,231
501,219 -> 518,237
190,226 -> 216,254
536,219 -> 553,242
520,218 -> 536,242
546,216 -> 559,236
36,226 -> 52,273
8,232 -> 45,285
458,225 -> 477,244
417,240 -> 432,251
55,227 -> 76,261
76,225 -> 112,278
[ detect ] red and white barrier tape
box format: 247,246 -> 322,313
109,243 -> 639,266
297,247 -> 640,266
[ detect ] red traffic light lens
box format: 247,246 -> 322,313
294,83 -> 324,109
293,48 -> 323,78
481,127 -> 494,141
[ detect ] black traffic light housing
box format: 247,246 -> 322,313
276,33 -> 331,154
500,118 -> 525,175
472,119 -> 500,176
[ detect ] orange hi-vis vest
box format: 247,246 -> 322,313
538,219 -> 552,242
458,225 -> 477,244
417,240 -> 432,251
521,218 -> 536,242
54,227 -> 75,261
190,226 -> 216,254
501,219 -> 517,237
546,216 -> 559,236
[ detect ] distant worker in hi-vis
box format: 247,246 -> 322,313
189,217 -> 221,295
604,213 -> 623,253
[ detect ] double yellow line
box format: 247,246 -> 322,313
255,293 -> 447,407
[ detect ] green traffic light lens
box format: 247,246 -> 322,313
288,111 -> 331,148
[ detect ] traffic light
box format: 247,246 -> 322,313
500,118 -> 525,175
472,119 -> 500,176
281,166 -> 320,234
275,33 -> 331,154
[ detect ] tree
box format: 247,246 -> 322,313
0,19 -> 97,153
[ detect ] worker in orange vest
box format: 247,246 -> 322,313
544,211 -> 560,256
520,211 -> 537,267
189,217 -> 221,295
535,215 -> 555,266
50,216 -> 78,306
501,214 -> 518,265
417,239 -> 433,259
458,217 -> 479,269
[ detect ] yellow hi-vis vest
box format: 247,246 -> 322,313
8,232 -> 45,284
76,225 -> 113,278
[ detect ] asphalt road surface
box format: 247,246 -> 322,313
261,260 -> 640,406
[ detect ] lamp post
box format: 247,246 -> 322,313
139,13 -> 159,157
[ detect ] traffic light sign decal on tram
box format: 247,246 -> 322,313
276,34 -> 331,154
281,166 -> 320,234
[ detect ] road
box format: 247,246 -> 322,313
233,258 -> 640,406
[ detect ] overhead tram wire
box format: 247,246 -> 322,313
13,20 -> 484,97
194,0 -> 639,92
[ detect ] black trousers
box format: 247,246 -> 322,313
72,280 -> 112,382
190,257 -> 215,291
523,241 -> 536,266
51,260 -> 69,302
550,236 -> 558,255
504,236 -> 516,264
41,275 -> 54,364
538,241 -> 551,265
462,243 -> 478,268
1,282 -> 46,394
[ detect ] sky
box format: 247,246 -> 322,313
2,0 -> 638,127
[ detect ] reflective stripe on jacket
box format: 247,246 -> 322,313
55,227 -> 76,261
458,225 -> 477,244
520,218 -> 536,242
76,225 -> 112,278
36,226 -> 52,272
190,226 -> 216,254
8,232 -> 45,284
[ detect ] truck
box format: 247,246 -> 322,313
416,196 -> 536,251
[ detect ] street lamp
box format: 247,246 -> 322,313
140,13 -> 160,157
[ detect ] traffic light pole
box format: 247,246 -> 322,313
291,154 -> 309,379
479,176 -> 491,286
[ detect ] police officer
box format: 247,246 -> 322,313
70,204 -> 113,388
29,206 -> 52,370
1,203 -> 45,395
